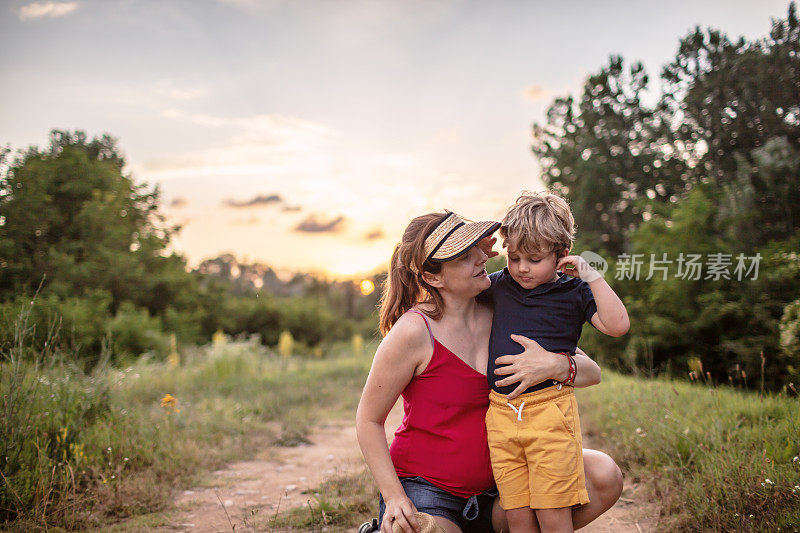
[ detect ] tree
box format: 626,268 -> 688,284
662,5 -> 800,178
661,3 -> 800,248
532,56 -> 690,258
531,4 -> 800,389
0,130 -> 219,363
722,137 -> 800,246
0,130 -> 176,310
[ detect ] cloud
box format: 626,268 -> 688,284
224,194 -> 283,208
19,1 -> 79,21
136,110 -> 437,240
521,85 -> 547,102
294,214 -> 346,233
364,228 -> 384,240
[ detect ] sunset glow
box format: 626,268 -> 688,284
360,279 -> 375,296
2,0 -> 789,278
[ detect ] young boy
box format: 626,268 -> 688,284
483,192 -> 629,532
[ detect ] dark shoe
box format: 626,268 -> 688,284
358,518 -> 379,533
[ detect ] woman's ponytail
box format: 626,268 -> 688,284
378,213 -> 447,336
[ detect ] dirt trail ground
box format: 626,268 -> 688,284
163,402 -> 659,532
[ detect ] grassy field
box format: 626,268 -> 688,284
0,335 -> 372,531
577,372 -> 800,531
269,371 -> 800,532
4,333 -> 799,532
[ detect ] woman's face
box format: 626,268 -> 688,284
435,245 -> 491,296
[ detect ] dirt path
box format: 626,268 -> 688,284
160,402 -> 658,532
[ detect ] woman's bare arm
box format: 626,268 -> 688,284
355,314 -> 429,533
493,336 -> 601,400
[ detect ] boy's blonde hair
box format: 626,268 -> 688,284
500,191 -> 575,256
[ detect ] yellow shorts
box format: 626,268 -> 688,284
486,386 -> 590,510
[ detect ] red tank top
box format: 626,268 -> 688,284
389,310 -> 495,498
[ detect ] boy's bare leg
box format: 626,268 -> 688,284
506,507 -> 538,533
492,498 -> 540,533
492,449 -> 623,532
535,508 -> 573,533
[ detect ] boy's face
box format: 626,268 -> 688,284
505,242 -> 564,290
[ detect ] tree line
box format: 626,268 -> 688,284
0,131 -> 380,368
532,3 -> 800,390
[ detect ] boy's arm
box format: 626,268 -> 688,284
558,255 -> 630,337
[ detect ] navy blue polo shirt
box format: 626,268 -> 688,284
481,268 -> 598,396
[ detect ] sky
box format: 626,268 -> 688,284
1,0 -> 793,278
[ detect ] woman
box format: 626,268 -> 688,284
356,212 -> 623,533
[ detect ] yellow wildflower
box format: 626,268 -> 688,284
167,334 -> 180,367
160,393 -> 179,412
212,329 -> 226,347
352,333 -> 364,355
278,330 -> 294,358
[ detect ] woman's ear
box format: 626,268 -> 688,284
421,270 -> 444,289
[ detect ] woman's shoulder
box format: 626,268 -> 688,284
382,310 -> 434,358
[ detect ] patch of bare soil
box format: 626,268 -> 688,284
156,402 -> 658,532
579,432 -> 661,532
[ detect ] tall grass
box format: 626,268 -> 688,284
577,372 -> 800,531
0,301 -> 372,531
8,294 -> 797,532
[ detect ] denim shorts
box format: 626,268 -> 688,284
379,476 -> 499,532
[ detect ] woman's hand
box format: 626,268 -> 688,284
494,338 -> 601,397
478,236 -> 499,259
493,335 -> 561,400
381,495 -> 420,533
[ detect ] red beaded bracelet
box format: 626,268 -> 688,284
556,352 -> 576,390
567,353 -> 577,385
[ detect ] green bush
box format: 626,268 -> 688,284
779,298 -> 800,386
279,296 -> 352,347
0,292 -> 111,366
107,302 -> 170,361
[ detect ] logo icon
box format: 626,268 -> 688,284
580,251 -> 608,277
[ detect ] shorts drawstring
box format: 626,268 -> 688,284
507,401 -> 525,421
462,494 -> 479,520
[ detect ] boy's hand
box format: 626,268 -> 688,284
557,255 -> 601,282
478,236 -> 499,259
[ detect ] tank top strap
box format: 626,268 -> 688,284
406,309 -> 435,349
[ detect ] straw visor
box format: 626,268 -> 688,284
423,212 -> 501,264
